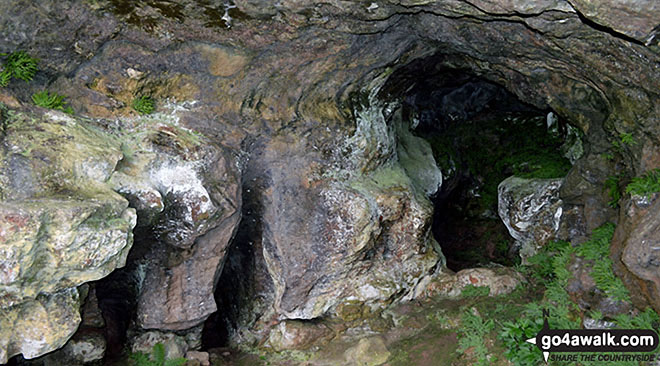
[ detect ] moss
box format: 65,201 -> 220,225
424,113 -> 571,211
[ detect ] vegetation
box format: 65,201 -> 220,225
625,169 -> 660,198
495,224 -> 658,366
619,132 -> 636,146
604,175 -> 622,208
461,285 -> 491,298
499,314 -> 544,366
31,90 -> 73,114
575,223 -> 629,301
457,308 -> 494,366
129,343 -> 186,366
132,95 -> 155,115
0,51 -> 39,87
384,222 -> 655,366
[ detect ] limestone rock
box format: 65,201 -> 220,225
260,125 -> 443,321
267,320 -> 334,351
420,267 -> 524,298
498,176 -> 564,260
0,110 -> 136,362
344,337 -> 391,366
41,329 -> 106,366
185,351 -> 210,366
0,289 -> 83,363
0,0 -> 659,357
566,0 -> 660,43
130,330 -> 189,360
134,137 -> 241,330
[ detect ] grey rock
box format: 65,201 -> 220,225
498,176 -> 564,260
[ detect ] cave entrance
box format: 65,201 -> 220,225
383,61 -> 575,271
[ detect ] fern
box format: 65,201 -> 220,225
504,225 -> 656,366
499,317 -> 543,366
0,51 -> 38,86
619,132 -> 636,146
152,343 -> 166,365
31,90 -> 73,114
574,223 -> 629,301
0,70 -> 10,87
604,175 -> 622,208
625,169 -> 660,198
614,308 -> 659,330
457,309 -> 494,366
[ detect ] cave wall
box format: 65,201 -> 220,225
0,0 -> 659,361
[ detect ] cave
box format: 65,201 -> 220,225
378,59 -> 575,271
0,0 -> 658,365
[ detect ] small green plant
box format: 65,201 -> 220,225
604,175 -> 622,208
602,151 -> 615,161
574,223 -> 629,301
129,343 -> 186,366
0,51 -> 39,86
0,71 -> 10,88
132,95 -> 155,115
31,90 -> 73,114
625,169 -> 660,198
461,285 -> 491,298
457,308 -> 494,366
619,132 -> 636,146
499,316 -> 544,366
502,225 -> 659,366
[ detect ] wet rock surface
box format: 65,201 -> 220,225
0,0 -> 658,363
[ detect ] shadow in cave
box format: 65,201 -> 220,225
202,138 -> 274,350
385,60 -> 572,271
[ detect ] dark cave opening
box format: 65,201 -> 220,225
385,60 -> 574,271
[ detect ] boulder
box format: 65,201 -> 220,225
498,176 -> 564,260
130,330 -> 189,360
419,267 -> 524,298
344,337 -> 391,366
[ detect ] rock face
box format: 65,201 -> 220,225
0,0 -> 658,359
0,110 -> 136,362
498,176 -> 564,259
611,194 -> 660,312
0,104 -> 240,360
